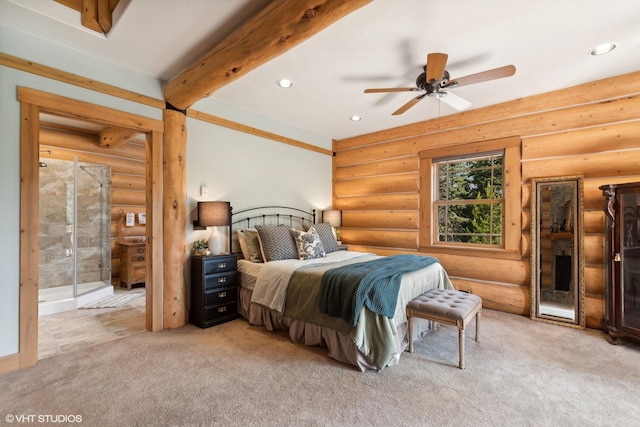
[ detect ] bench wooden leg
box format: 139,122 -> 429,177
458,327 -> 465,369
475,310 -> 481,342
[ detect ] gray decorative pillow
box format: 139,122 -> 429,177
255,225 -> 298,262
312,222 -> 339,253
290,228 -> 326,260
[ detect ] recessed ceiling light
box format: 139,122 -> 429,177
276,79 -> 293,88
350,115 -> 362,121
589,42 -> 617,56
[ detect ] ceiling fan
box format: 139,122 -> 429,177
364,53 -> 516,115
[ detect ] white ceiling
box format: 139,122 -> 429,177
2,0 -> 640,140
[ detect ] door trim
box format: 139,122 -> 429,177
17,87 -> 164,370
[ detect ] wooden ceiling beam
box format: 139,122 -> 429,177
54,0 -> 82,12
97,0 -> 113,33
100,126 -> 141,148
40,121 -> 99,137
164,0 -> 372,110
56,0 -> 119,34
81,0 -> 102,33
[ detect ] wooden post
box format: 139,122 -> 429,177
163,107 -> 187,328
147,130 -> 164,332
19,102 -> 40,368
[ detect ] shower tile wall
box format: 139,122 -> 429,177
39,159 -> 108,290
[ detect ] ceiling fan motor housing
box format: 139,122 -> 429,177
416,69 -> 450,95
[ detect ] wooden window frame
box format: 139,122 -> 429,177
419,136 -> 522,260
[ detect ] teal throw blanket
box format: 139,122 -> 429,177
319,254 -> 439,327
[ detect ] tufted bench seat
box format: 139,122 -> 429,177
407,288 -> 482,369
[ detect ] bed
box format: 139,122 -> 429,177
231,206 -> 454,371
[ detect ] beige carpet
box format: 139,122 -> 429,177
2,309 -> 639,426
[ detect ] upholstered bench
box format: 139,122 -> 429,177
407,288 -> 482,369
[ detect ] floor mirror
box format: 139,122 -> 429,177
530,176 -> 585,328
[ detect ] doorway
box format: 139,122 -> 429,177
18,87 -> 164,368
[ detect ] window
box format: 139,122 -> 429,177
419,136 -> 521,258
436,152 -> 503,246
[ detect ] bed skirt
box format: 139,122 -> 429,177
238,287 -> 435,371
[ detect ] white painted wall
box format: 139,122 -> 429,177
0,25 -> 332,359
185,113 -> 332,255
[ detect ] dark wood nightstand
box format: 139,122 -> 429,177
190,254 -> 238,328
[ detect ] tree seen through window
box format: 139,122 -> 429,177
436,153 -> 503,245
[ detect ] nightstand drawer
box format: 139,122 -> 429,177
203,256 -> 236,275
204,271 -> 237,291
204,285 -> 236,306
203,301 -> 237,322
130,246 -> 146,255
129,252 -> 145,263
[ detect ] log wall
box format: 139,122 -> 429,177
39,126 -> 147,286
334,70 -> 640,328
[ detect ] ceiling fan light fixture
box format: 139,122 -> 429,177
589,42 -> 617,56
428,91 -> 446,98
276,79 -> 293,88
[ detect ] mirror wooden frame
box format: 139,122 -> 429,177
530,175 -> 585,328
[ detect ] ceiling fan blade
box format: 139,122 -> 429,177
392,93 -> 427,115
364,88 -> 416,93
448,65 -> 516,88
426,53 -> 448,83
439,91 -> 472,111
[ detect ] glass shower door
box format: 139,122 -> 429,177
38,159 -> 75,303
38,157 -> 111,307
75,161 -> 111,296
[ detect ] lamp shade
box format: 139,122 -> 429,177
322,210 -> 342,227
197,201 -> 231,227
